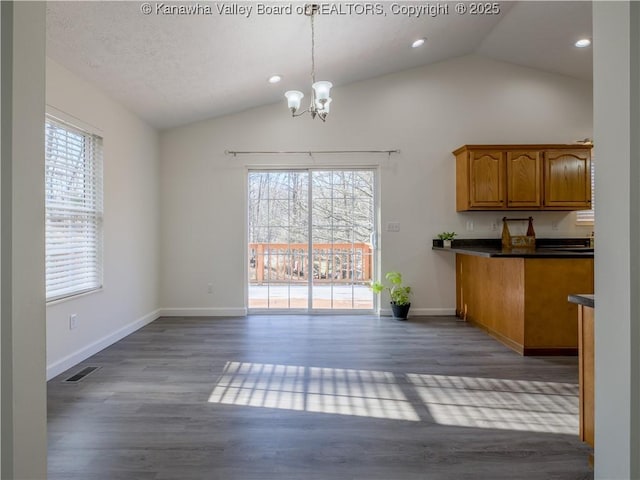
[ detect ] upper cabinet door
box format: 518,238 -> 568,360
469,150 -> 505,208
507,151 -> 542,209
544,150 -> 591,208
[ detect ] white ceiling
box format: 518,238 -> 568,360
46,1 -> 592,130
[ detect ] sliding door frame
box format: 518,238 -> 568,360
245,166 -> 380,315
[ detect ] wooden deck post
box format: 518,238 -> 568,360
256,243 -> 264,284
363,244 -> 371,282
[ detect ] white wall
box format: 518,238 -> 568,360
160,54 -> 593,314
45,59 -> 161,379
593,2 -> 640,478
1,2 -> 47,477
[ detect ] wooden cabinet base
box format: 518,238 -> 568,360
465,318 -> 579,355
578,304 -> 595,447
456,254 -> 594,355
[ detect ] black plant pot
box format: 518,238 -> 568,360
390,302 -> 411,320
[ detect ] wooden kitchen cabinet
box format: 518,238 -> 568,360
468,150 -> 505,208
456,253 -> 594,355
544,149 -> 592,209
454,145 -> 592,211
507,150 -> 543,209
578,304 -> 595,447
567,295 -> 595,464
456,147 -> 504,210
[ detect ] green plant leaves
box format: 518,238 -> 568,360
385,271 -> 402,285
437,232 -> 457,240
370,271 -> 412,306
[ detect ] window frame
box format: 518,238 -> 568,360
576,157 -> 595,226
45,111 -> 104,303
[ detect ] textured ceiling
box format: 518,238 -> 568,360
46,1 -> 592,130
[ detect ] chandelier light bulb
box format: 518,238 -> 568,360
411,38 -> 426,48
317,97 -> 332,114
284,90 -> 304,112
312,81 -> 333,101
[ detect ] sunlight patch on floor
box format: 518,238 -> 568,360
208,361 -> 420,421
407,373 -> 579,434
209,362 -> 580,433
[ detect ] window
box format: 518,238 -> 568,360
45,115 -> 103,301
576,159 -> 595,225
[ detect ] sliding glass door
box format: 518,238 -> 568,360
248,170 -> 310,309
248,169 -> 376,312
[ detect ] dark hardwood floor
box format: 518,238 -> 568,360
48,315 -> 593,480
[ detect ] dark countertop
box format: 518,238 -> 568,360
432,238 -> 594,258
568,294 -> 595,308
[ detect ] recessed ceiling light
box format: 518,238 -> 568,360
411,38 -> 426,49
268,75 -> 282,84
575,38 -> 591,48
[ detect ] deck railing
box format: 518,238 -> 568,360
249,242 -> 372,285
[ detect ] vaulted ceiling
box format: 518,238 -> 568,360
46,1 -> 592,130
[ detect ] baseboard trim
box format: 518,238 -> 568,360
523,347 -> 579,356
46,309 -> 161,381
379,307 -> 456,317
159,307 -> 248,317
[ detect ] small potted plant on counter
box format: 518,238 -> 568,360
437,232 -> 457,248
371,271 -> 412,320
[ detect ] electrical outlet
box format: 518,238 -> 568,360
207,283 -> 213,294
69,314 -> 78,330
386,222 -> 401,232
551,221 -> 559,231
466,220 -> 474,231
491,222 -> 498,232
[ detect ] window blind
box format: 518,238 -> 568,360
45,116 -> 103,301
576,159 -> 595,225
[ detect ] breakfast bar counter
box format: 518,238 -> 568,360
434,239 -> 594,355
432,238 -> 594,258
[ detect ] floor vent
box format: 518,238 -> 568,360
64,366 -> 100,383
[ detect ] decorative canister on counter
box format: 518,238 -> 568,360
501,217 -> 535,250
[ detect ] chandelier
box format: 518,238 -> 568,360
284,5 -> 332,121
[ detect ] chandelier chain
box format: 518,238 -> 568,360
283,5 -> 331,121
310,13 -> 316,84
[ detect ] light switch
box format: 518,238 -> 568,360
386,222 -> 401,232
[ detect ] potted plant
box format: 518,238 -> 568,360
371,271 -> 412,320
437,231 -> 457,248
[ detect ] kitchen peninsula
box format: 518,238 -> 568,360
568,293 -> 595,465
435,239 -> 594,355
